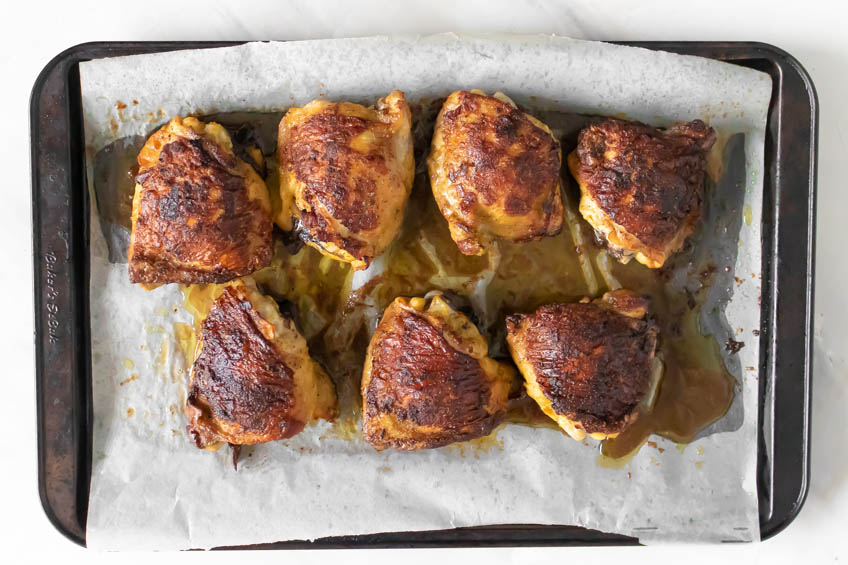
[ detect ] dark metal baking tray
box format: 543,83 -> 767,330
31,40 -> 816,548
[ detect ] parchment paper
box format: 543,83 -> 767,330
80,35 -> 771,549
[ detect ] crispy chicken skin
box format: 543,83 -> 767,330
506,290 -> 658,441
361,294 -> 516,450
186,278 -> 336,448
128,116 -> 273,285
568,118 -> 716,269
427,90 -> 564,255
277,91 -> 414,270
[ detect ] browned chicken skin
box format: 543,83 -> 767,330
506,289 -> 659,440
361,294 -> 516,450
186,279 -> 336,449
277,91 -> 414,270
568,118 -> 716,269
428,90 -> 564,255
128,117 -> 273,285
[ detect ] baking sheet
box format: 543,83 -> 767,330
80,34 -> 771,549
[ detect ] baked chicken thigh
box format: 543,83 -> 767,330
277,91 -> 414,270
568,118 -> 716,269
506,289 -> 659,441
186,278 -> 337,449
361,294 -> 516,450
128,116 -> 273,285
427,90 -> 564,255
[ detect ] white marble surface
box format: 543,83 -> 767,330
1,0 -> 844,562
